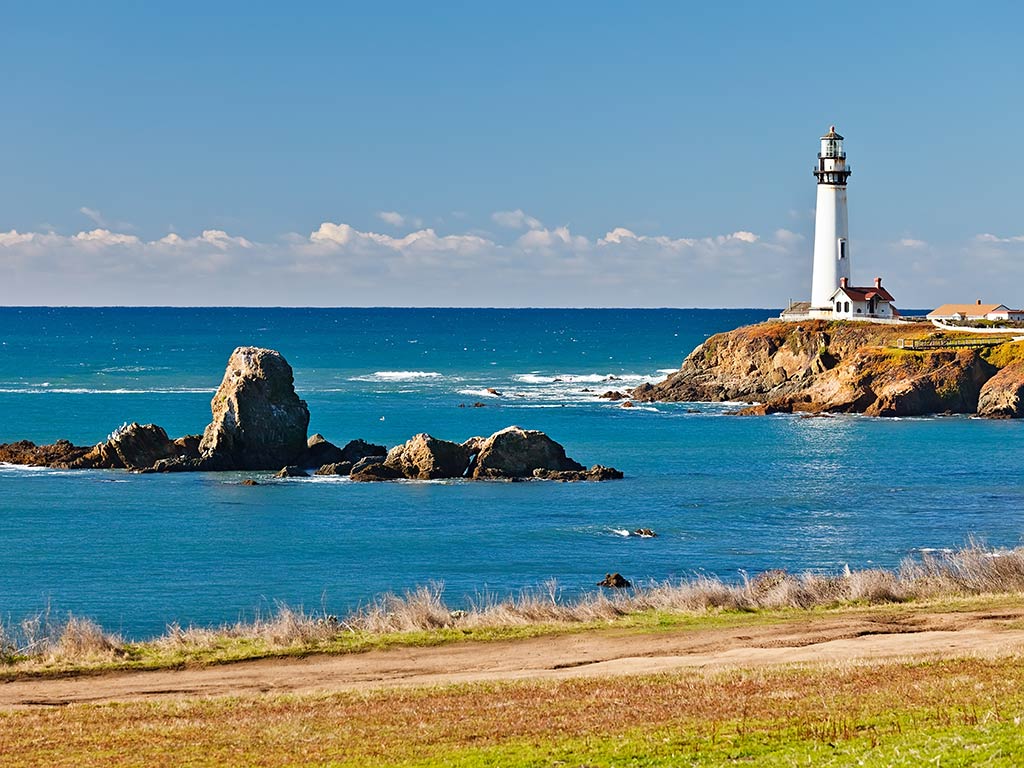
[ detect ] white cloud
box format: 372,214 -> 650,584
492,209 -> 543,230
377,211 -> 424,228
517,225 -> 589,252
73,228 -> 141,246
976,233 -> 1024,244
598,227 -> 759,249
898,238 -> 928,248
0,230 -> 38,247
11,217 -> 970,307
774,228 -> 805,244
79,207 -> 108,227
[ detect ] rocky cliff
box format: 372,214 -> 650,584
631,320 -> 1024,418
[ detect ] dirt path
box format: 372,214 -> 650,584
3,606 -> 1024,709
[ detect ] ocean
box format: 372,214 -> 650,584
1,307 -> 1022,639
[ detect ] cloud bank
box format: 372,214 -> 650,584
1,214 -> 1021,307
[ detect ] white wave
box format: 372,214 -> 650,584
349,371 -> 445,382
610,528 -> 631,537
514,372 -> 651,385
98,366 -> 170,374
657,368 -> 679,375
457,388 -> 502,398
0,387 -> 215,395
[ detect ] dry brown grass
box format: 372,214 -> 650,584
5,543 -> 1024,669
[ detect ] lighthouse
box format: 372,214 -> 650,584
781,126 -> 897,322
810,126 -> 852,310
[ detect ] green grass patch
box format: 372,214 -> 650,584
4,656 -> 1024,767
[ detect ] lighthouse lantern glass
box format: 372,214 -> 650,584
821,138 -> 843,158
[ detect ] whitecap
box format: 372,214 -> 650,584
457,388 -> 502,398
0,387 -> 215,395
349,371 -> 444,383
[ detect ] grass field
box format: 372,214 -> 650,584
2,655 -> 1023,766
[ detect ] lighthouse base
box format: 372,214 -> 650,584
779,302 -> 905,325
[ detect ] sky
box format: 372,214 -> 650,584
1,1 -> 1022,307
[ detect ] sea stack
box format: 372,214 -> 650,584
199,346 -> 310,469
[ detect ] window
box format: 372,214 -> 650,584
838,238 -> 847,260
844,301 -> 850,313
836,301 -> 842,313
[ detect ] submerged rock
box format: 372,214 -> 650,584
198,346 -> 310,470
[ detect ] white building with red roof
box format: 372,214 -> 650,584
829,277 -> 897,319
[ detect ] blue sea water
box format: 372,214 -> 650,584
1,307 -> 1022,639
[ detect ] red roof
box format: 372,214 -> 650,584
836,285 -> 895,302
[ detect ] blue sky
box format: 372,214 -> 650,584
2,1 -> 1022,306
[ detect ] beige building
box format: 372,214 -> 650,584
927,302 -> 1024,322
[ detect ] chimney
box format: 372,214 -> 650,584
874,276 -> 882,288
840,277 -> 848,289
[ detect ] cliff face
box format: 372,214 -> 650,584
631,320 -> 1024,418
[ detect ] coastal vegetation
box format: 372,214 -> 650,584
4,542 -> 1024,679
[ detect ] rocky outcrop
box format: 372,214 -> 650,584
314,461 -> 354,476
533,465 -> 624,481
66,423 -> 183,470
384,433 -> 472,480
302,434 -> 345,468
471,426 -> 584,479
349,456 -> 403,482
345,427 -> 618,482
198,347 -> 310,470
0,439 -> 90,467
633,320 -> 1024,418
977,360 -> 1024,418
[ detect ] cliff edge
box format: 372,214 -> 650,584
631,320 -> 1024,418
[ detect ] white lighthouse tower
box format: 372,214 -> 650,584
810,126 -> 852,310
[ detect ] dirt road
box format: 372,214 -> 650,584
3,606 -> 1023,709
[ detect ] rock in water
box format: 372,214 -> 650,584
314,461 -> 354,476
274,465 -> 309,478
198,347 -> 310,470
471,426 -> 584,479
384,433 -> 472,479
532,465 -> 623,482
349,456 -> 403,481
70,422 -> 182,470
301,434 -> 347,468
0,439 -> 91,467
597,573 -> 631,588
339,439 -> 388,464
977,360 -> 1024,418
